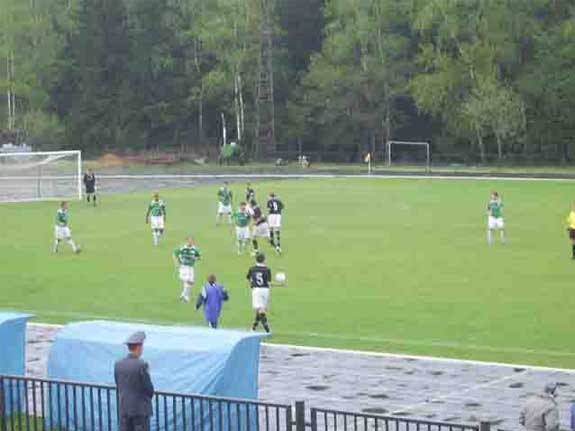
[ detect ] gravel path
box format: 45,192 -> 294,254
26,324 -> 575,430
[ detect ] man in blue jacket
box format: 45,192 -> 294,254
196,274 -> 229,328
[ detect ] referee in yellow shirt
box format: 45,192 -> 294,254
566,203 -> 575,259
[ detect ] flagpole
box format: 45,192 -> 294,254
368,154 -> 372,175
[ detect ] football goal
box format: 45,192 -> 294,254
0,150 -> 82,202
386,141 -> 431,172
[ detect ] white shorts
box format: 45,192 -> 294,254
252,288 -> 270,310
54,225 -> 71,240
218,203 -> 232,214
253,222 -> 270,238
179,266 -> 195,284
150,216 -> 165,230
236,226 -> 251,240
488,216 -> 504,229
268,214 -> 281,229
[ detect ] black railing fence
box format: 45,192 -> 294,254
310,407 -> 483,431
0,375 -> 496,431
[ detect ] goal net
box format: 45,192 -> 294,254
0,151 -> 82,202
386,141 -> 431,172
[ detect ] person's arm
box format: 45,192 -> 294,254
221,286 -> 229,301
196,288 -> 206,310
519,405 -> 526,426
145,204 -> 151,224
544,407 -> 559,431
173,250 -> 180,268
140,362 -> 155,399
162,204 -> 166,222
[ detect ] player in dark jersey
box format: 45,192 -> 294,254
249,199 -> 273,255
266,193 -> 284,253
246,182 -> 256,202
246,253 -> 272,333
83,169 -> 97,206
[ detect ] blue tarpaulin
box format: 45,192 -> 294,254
0,311 -> 34,415
46,320 -> 268,431
0,311 -> 33,376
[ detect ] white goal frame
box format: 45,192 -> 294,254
386,141 -> 431,172
0,150 -> 82,202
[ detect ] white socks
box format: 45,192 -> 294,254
67,240 -> 78,253
487,230 -> 506,245
180,286 -> 191,302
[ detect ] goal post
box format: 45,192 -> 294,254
0,150 -> 83,202
386,141 -> 431,172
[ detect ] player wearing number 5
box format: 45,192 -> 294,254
247,253 -> 272,333
267,193 -> 284,254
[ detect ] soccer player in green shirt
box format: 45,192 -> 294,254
216,181 -> 233,225
145,192 -> 166,246
53,201 -> 80,254
173,236 -> 201,303
487,191 -> 506,245
232,202 -> 252,255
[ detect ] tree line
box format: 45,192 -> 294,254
0,0 -> 574,163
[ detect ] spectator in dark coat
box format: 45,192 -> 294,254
114,331 -> 154,431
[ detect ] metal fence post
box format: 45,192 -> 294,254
295,401 -> 306,431
0,377 -> 5,431
479,421 -> 491,431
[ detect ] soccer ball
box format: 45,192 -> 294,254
275,272 -> 287,285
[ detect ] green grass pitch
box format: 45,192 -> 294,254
1,178 -> 575,368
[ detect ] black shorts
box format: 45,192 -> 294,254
85,187 -> 95,194
569,229 -> 575,240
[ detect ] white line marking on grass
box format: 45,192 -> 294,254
19,312 -> 575,373
93,173 -> 575,183
277,330 -> 575,359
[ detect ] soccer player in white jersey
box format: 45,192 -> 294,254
145,192 -> 166,246
53,201 -> 80,254
487,191 -> 506,245
173,236 -> 201,303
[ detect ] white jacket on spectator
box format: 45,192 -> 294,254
520,385 -> 559,431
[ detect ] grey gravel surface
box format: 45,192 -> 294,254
26,324 -> 575,430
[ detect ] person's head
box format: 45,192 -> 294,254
247,182 -> 251,188
153,192 -> 160,201
186,236 -> 195,246
269,192 -> 275,199
491,191 -> 499,200
256,252 -> 266,264
250,199 -> 257,208
223,181 -> 229,188
127,343 -> 144,357
88,168 -> 93,174
240,201 -> 247,210
125,331 -> 146,357
544,382 -> 558,397
61,201 -> 68,210
207,274 -> 216,284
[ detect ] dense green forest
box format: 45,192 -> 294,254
0,0 -> 574,163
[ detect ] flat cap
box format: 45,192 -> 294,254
544,382 -> 558,394
125,331 -> 146,345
